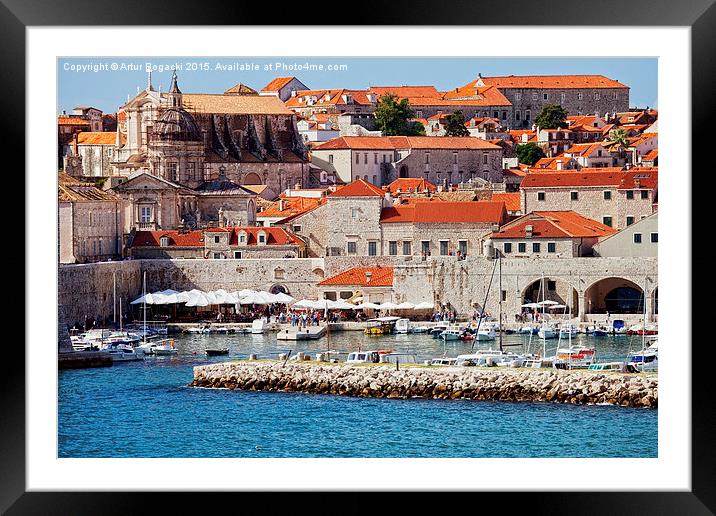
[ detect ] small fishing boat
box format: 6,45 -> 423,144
538,324 -> 558,339
394,318 -> 411,334
554,346 -> 596,369
439,328 -> 462,341
474,328 -> 496,341
591,328 -> 609,337
364,317 -> 400,336
427,357 -> 458,366
185,324 -> 211,334
152,339 -> 178,356
206,348 -> 229,356
430,325 -> 449,338
518,326 -> 538,335
104,343 -> 143,362
627,339 -> 658,372
346,350 -> 392,363
588,362 -> 625,372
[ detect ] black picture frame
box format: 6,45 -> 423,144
5,1 -> 710,513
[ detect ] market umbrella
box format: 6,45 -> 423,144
272,292 -> 295,304
355,302 -> 381,310
377,302 -> 399,310
537,300 -> 559,306
331,300 -> 356,310
521,302 -> 540,309
257,291 -> 278,304
548,304 -> 567,310
185,292 -> 210,307
293,299 -> 315,308
311,299 -> 336,310
130,293 -> 156,305
240,291 -> 270,305
413,301 -> 434,310
396,302 -> 415,309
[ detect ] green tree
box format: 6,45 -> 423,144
534,104 -> 568,129
443,110 -> 470,137
608,127 -> 630,147
374,93 -> 422,136
516,143 -> 545,166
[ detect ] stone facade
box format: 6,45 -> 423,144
593,212 -> 658,257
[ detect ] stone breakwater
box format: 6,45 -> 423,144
190,362 -> 658,408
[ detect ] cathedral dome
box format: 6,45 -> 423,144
154,108 -> 201,142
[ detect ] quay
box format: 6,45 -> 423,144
276,326 -> 326,340
190,360 -> 658,408
58,350 -> 113,369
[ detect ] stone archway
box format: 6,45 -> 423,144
270,284 -> 290,295
243,172 -> 262,185
399,166 -> 409,178
584,277 -> 644,315
521,277 -> 579,317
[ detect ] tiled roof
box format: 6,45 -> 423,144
181,94 -> 293,115
479,75 -> 628,89
369,86 -> 442,98
491,211 -> 616,239
258,197 -> 326,218
618,168 -> 657,189
131,227 -> 302,247
380,201 -> 505,224
58,173 -> 119,202
224,83 -> 258,95
490,192 -> 521,212
329,179 -> 385,197
261,77 -> 297,92
520,169 -> 625,188
314,136 -> 501,151
508,130 -> 537,143
564,143 -> 606,157
406,90 -> 511,107
643,149 -> 658,161
58,116 -> 90,126
441,85 -> 512,106
76,132 -> 117,145
385,178 -> 437,194
285,89 -> 373,108
318,266 -> 394,287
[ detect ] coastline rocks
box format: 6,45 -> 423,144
189,362 -> 658,408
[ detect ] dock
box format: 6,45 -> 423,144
276,326 -> 327,340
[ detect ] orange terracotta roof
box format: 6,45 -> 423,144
76,132 -> 117,145
369,86 -> 441,98
504,167 -> 528,178
380,201 -> 505,224
441,85 -> 512,106
490,192 -> 521,212
618,168 -> 657,189
406,91 -> 511,107
479,75 -> 628,89
58,116 -> 90,126
491,211 -> 616,239
318,266 -> 394,287
258,197 -> 326,218
314,136 -> 501,151
131,227 -> 303,248
261,76 -> 297,92
508,130 -> 537,143
285,89 -> 373,108
643,149 -> 658,161
181,94 -> 293,115
521,169 -> 625,188
564,143 -> 607,157
329,179 -> 385,197
385,178 -> 437,194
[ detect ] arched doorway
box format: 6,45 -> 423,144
270,284 -> 289,295
521,277 -> 579,317
584,277 -> 644,315
399,166 -> 409,178
243,172 -> 262,185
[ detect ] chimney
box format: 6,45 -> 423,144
556,160 -> 563,171
290,89 -> 297,97
525,224 -> 533,238
278,199 -> 286,211
365,270 -> 373,283
635,179 -> 641,188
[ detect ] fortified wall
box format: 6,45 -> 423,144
58,255 -> 657,326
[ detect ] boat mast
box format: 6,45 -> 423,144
642,277 -> 647,351
541,273 -> 546,358
119,297 -> 123,332
498,249 -> 503,353
143,271 -> 147,345
471,255 -> 498,351
113,271 -> 117,326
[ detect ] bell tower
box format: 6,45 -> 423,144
167,70 -> 183,108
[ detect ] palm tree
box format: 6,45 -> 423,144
608,128 -> 630,147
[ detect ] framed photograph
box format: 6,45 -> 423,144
6,0 -> 711,512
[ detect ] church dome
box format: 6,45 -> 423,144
154,108 -> 201,142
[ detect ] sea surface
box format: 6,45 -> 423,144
58,331 -> 657,458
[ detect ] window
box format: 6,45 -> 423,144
293,225 -> 301,233
560,93 -> 565,103
403,241 -> 412,255
603,190 -> 612,200
425,152 -> 430,164
537,192 -> 546,201
187,162 -> 196,180
347,241 -> 357,254
626,216 -> 635,226
651,233 -> 658,243
421,240 -> 430,255
518,243 -> 526,253
355,153 -> 360,164
570,191 -> 578,200
389,241 -> 398,255
372,175 -> 377,184
483,153 -> 488,164
577,92 -> 583,101
364,153 -> 368,164
515,93 -> 521,102
614,92 -> 619,100
548,242 -> 556,253
328,155 -> 333,164
213,253 -> 222,259
453,152 -> 458,164
641,190 -> 649,199
603,216 -> 613,227
626,191 -> 634,199
532,242 -> 541,253
547,280 -> 556,291
543,93 -> 548,101
501,111 -> 507,120
351,208 -> 359,219
416,110 -> 423,118
459,240 -> 468,256
212,235 -> 220,243
140,206 -> 151,223
233,251 -> 242,259
525,110 -> 531,121
258,233 -> 266,244
532,92 -> 538,101
368,241 -> 377,256
238,232 -> 246,244
633,233 -> 642,244
374,153 -> 378,164
515,110 -> 521,121
440,241 -> 448,256
504,243 -> 512,253
168,162 -> 178,182
160,236 -> 169,247
594,92 -> 600,100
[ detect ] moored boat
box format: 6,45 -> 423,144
152,339 -> 178,356
206,348 -> 229,356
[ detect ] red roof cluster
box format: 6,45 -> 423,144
329,179 -> 386,198
261,76 -> 296,92
318,266 -> 394,287
520,167 -> 657,190
315,136 -> 501,151
385,178 -> 437,194
491,211 -> 616,239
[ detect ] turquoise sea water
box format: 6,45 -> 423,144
58,332 -> 657,458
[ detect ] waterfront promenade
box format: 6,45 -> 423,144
190,360 -> 658,408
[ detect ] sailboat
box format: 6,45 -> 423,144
626,278 -> 658,372
134,272 -> 155,355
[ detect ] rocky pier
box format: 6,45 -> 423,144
190,361 -> 658,408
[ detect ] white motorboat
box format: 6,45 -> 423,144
251,318 -> 268,334
185,324 -> 211,334
394,318 -> 411,334
346,350 -> 392,364
518,325 -> 538,335
474,328 -> 496,341
152,339 -> 178,356
627,338 -> 658,372
427,357 -> 458,366
538,324 -> 558,339
553,346 -> 597,369
104,343 -> 143,362
440,328 -> 462,341
558,324 -> 579,338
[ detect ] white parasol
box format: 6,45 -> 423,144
413,301 -> 434,310
396,302 -> 415,309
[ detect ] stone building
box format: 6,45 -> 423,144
520,167 -> 657,230
447,74 -> 630,129
285,89 -> 376,118
259,76 -> 309,102
58,172 -> 122,263
63,131 -> 121,177
311,136 -> 503,186
318,265 -> 395,304
112,72 -> 309,194
487,211 -> 616,258
592,211 -> 658,258
562,142 -> 621,168
129,226 -> 305,259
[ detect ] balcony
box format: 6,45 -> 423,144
136,221 -> 157,230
